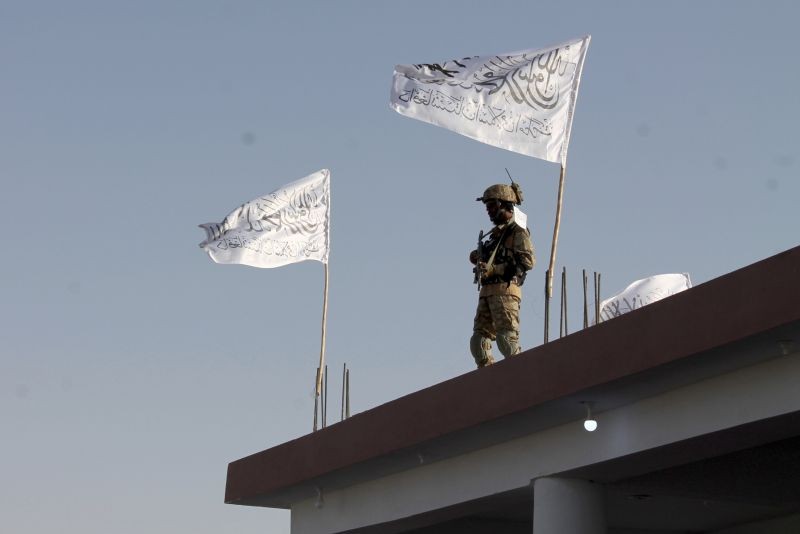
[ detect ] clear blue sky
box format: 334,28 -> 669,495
2,1 -> 798,533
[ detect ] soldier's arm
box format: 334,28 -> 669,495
512,228 -> 535,272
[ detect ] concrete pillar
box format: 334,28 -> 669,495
532,477 -> 606,534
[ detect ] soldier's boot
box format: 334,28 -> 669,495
496,330 -> 521,358
470,333 -> 495,368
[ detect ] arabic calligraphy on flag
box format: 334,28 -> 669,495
599,273 -> 692,322
198,169 -> 330,268
390,36 -> 590,164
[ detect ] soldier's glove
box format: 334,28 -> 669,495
480,262 -> 505,280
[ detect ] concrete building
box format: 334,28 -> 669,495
225,246 -> 800,534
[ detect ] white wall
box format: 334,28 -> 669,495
292,352 -> 800,534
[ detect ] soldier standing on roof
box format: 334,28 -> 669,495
469,182 -> 535,368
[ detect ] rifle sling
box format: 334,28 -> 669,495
486,225 -> 511,269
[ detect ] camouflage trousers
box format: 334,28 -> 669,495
470,294 -> 521,367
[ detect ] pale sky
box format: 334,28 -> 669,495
2,2 -> 799,533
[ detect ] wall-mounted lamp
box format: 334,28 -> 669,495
581,401 -> 597,432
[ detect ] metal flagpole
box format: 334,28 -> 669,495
558,267 -> 569,337
341,363 -> 346,422
582,269 -> 589,329
546,164 -> 567,299
314,263 -> 330,429
313,367 -> 320,432
544,269 -> 550,343
345,368 -> 350,418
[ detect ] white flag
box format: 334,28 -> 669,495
513,206 -> 528,229
599,273 -> 692,322
198,169 -> 330,268
390,36 -> 590,164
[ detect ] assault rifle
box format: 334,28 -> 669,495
473,230 -> 485,291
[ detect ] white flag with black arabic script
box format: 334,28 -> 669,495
198,169 -> 330,268
599,273 -> 692,322
390,36 -> 590,164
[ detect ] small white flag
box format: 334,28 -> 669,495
390,36 -> 590,164
599,273 -> 692,322
198,169 -> 330,268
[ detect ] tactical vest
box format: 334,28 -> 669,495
479,222 -> 529,298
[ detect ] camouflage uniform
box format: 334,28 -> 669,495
470,220 -> 535,367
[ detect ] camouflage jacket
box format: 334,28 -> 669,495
472,221 -> 535,298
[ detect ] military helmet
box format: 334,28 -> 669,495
476,183 -> 524,205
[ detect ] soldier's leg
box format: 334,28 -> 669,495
488,295 -> 521,358
470,334 -> 494,367
471,298 -> 496,367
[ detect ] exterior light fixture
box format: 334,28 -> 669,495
581,401 -> 597,432
778,340 -> 796,356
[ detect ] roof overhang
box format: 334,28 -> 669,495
225,246 -> 800,509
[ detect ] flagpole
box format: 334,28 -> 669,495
546,164 -> 567,299
315,263 -> 330,400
